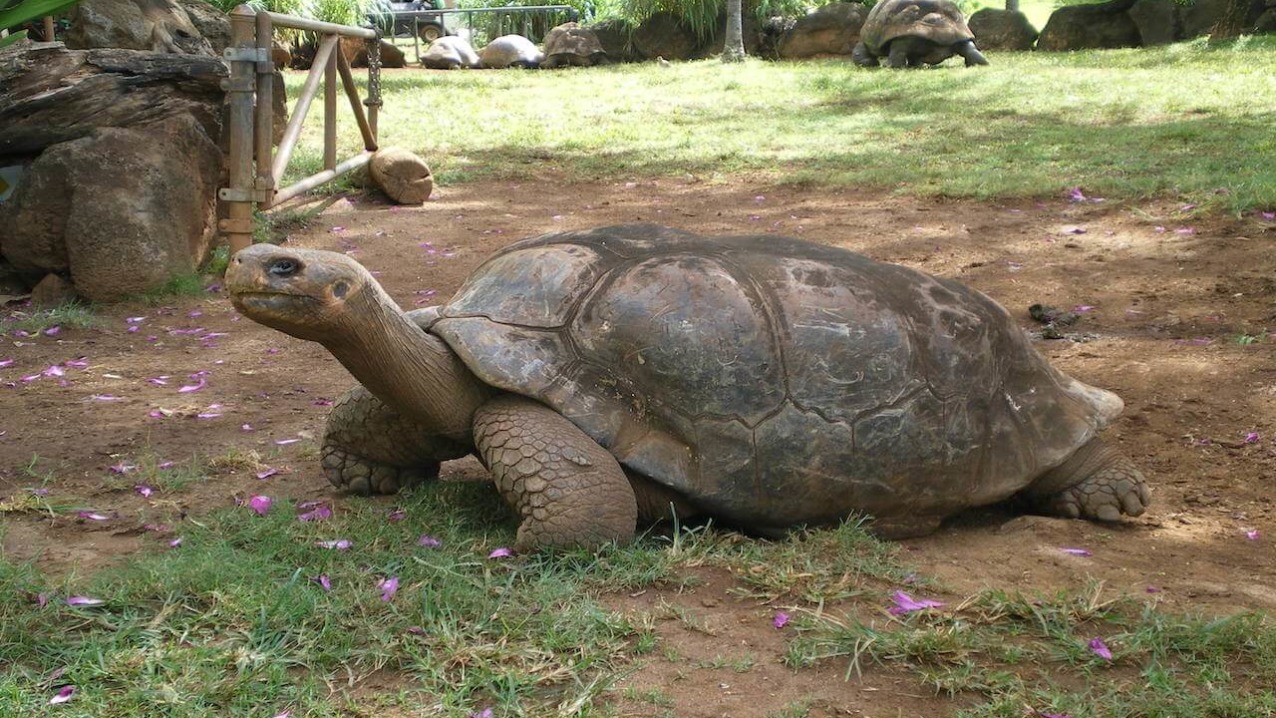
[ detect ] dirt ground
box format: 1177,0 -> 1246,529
2,178 -> 1274,717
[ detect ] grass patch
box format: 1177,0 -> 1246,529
282,39 -> 1276,213
786,581 -> 1276,717
3,301 -> 97,335
5,478 -> 1276,715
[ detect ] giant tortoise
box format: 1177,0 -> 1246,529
227,225 -> 1148,550
853,0 -> 989,68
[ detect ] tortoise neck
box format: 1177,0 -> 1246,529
324,284 -> 489,442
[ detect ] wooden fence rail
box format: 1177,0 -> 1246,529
220,4 -> 382,253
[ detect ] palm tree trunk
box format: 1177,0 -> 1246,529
722,0 -> 745,62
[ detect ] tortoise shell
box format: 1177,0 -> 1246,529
860,0 -> 976,55
431,225 -> 1121,530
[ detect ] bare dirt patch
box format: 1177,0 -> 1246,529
3,178 -> 1274,716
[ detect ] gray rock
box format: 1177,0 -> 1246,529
969,8 -> 1038,51
1036,0 -> 1141,51
632,12 -> 699,61
1128,0 -> 1182,45
777,2 -> 868,59
65,0 -> 215,55
0,115 -> 221,302
587,18 -> 637,63
175,0 -> 229,54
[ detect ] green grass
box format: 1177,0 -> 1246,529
6,465 -> 1276,716
786,582 -> 1276,717
281,38 -> 1276,214
3,301 -> 97,335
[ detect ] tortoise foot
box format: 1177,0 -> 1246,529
320,443 -> 438,495
1032,440 -> 1150,522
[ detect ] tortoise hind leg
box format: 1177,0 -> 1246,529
1024,437 -> 1150,522
322,384 -> 470,495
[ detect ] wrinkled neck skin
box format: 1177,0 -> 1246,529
323,283 -> 490,443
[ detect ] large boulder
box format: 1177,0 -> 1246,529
0,115 -> 221,301
1181,0 -> 1268,36
632,12 -> 699,60
587,18 -> 638,63
968,8 -> 1038,50
175,0 -> 230,53
777,2 -> 868,59
0,44 -> 225,301
65,0 -> 215,55
1036,0 -> 1141,50
1127,0 -> 1183,44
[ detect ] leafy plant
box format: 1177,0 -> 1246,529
0,0 -> 80,47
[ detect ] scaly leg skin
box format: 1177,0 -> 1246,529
472,395 -> 638,551
1026,437 -> 1151,523
320,384 -> 470,495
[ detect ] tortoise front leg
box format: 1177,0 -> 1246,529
472,395 -> 638,551
321,384 -> 470,495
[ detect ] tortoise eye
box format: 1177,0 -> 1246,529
269,258 -> 300,278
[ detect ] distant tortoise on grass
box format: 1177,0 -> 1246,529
540,22 -> 609,68
853,0 -> 989,68
227,225 -> 1149,550
479,34 -> 543,69
421,36 -> 479,69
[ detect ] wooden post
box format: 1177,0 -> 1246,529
220,5 -> 258,255
42,16 -> 55,41
324,39 -> 337,171
254,11 -> 275,209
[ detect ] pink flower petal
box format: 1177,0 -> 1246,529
134,484 -> 154,498
77,511 -> 112,521
772,612 -> 790,629
1245,529 -> 1261,541
1060,547 -> 1092,556
44,326 -> 62,336
387,509 -> 407,522
274,438 -> 300,445
66,596 -> 104,607
888,590 -> 944,616
178,376 -> 206,393
36,592 -> 50,607
378,576 -> 399,602
488,547 -> 513,559
49,685 -> 75,704
315,539 -> 352,550
0,358 -> 14,368
148,377 -> 170,386
312,575 -> 332,591
168,537 -> 183,548
255,467 -> 279,480
417,534 -> 441,548
297,505 -> 332,522
249,495 -> 273,516
1088,637 -> 1113,660
109,462 -> 136,474
241,423 -> 255,431
1244,432 -> 1260,444
43,365 -> 64,377
90,394 -> 123,401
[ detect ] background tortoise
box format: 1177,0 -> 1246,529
420,36 -> 479,70
853,0 -> 989,68
478,34 -> 543,69
541,22 -> 609,68
227,225 -> 1148,550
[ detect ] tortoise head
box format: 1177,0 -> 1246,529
227,244 -> 388,344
